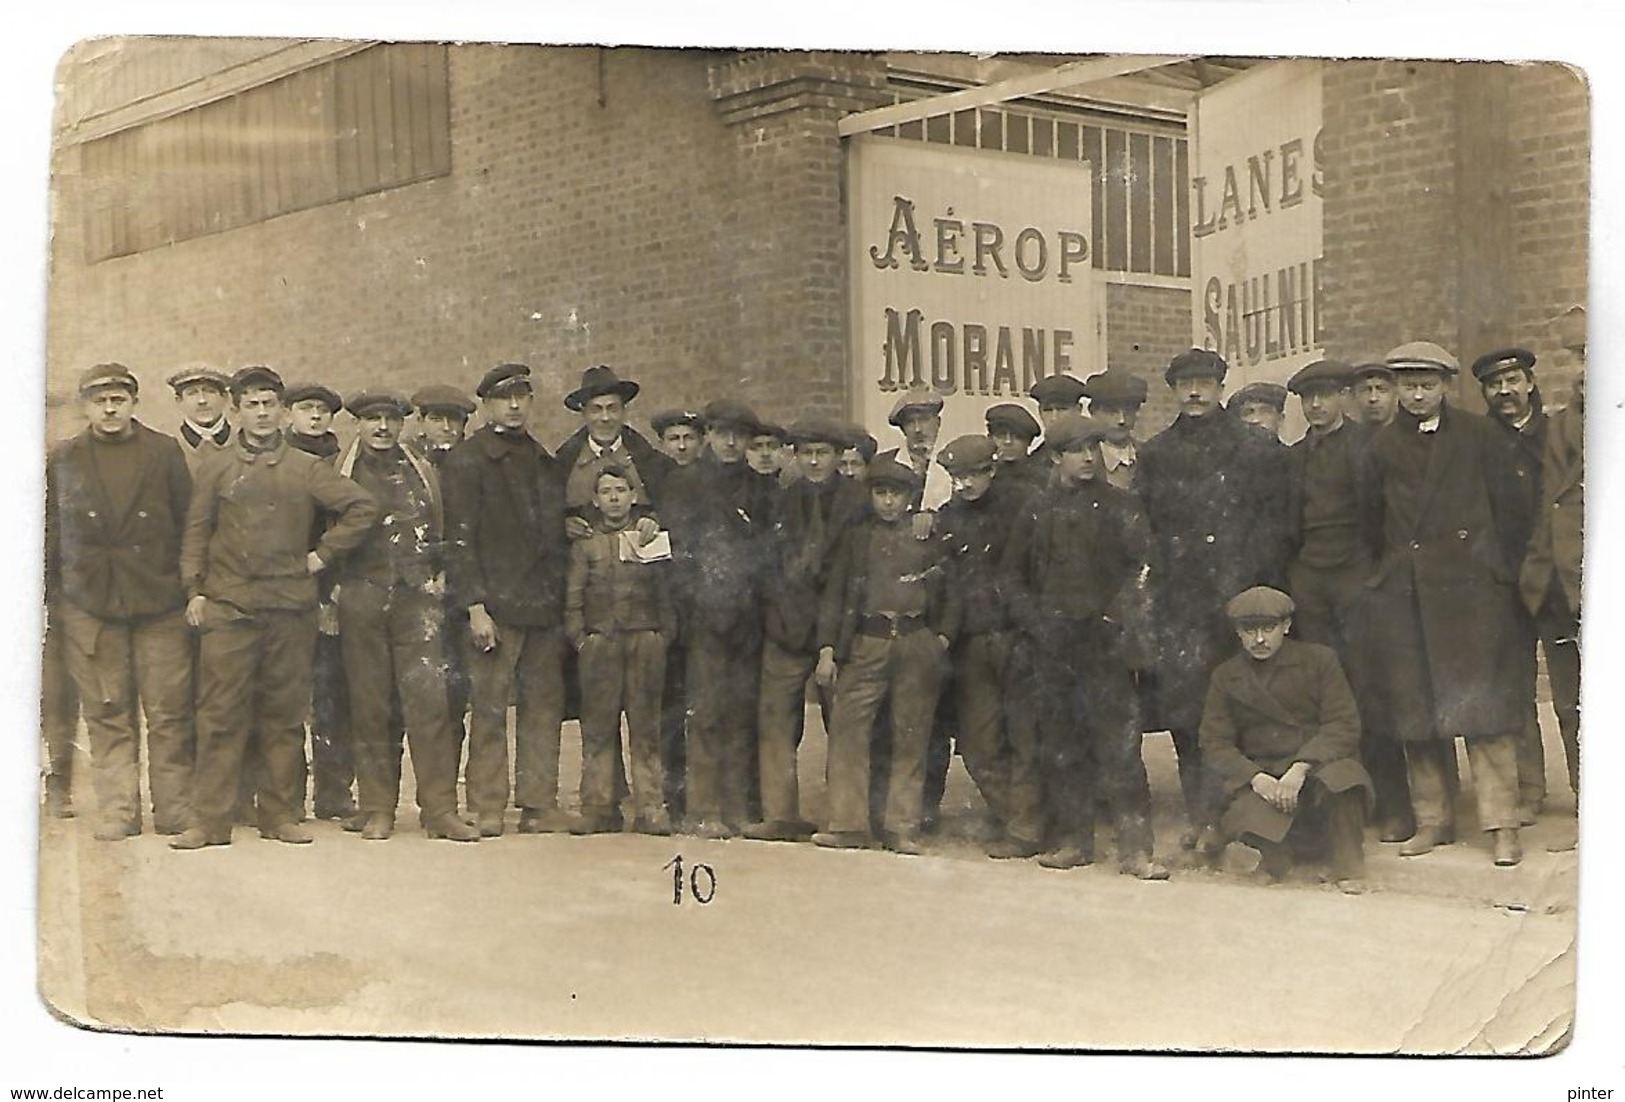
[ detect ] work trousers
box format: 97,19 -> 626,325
1289,558 -> 1413,829
59,605 -> 194,832
340,582 -> 460,819
1535,589 -> 1581,799
1024,619 -> 1154,860
193,604 -> 317,834
684,623 -> 761,827
824,629 -> 946,837
1511,611 -> 1547,809
41,610 -> 79,803
953,631 -> 1041,843
443,604 -> 471,741
756,637 -> 832,825
659,638 -> 688,820
309,632 -> 356,814
1235,781 -> 1366,881
1406,733 -> 1520,833
579,629 -> 668,821
463,622 -> 566,815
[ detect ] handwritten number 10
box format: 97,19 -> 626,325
663,854 -> 716,905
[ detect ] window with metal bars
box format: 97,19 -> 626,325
879,101 -> 1190,279
78,42 -> 451,263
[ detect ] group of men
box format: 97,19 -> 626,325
42,318 -> 1583,891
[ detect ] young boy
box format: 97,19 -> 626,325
1002,413 -> 1167,879
565,463 -> 678,835
812,455 -> 958,854
746,421 -> 788,478
1199,586 -> 1371,894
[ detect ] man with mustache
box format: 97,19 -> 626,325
334,391 -> 477,842
1138,348 -> 1290,852
1518,308 -> 1584,853
1472,347 -> 1551,826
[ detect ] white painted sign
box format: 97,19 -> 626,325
1190,60 -> 1325,395
846,137 -> 1096,453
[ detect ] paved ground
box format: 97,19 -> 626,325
37,708 -> 1577,1054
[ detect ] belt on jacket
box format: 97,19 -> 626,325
859,613 -> 928,639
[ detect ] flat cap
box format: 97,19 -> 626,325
1028,373 -> 1089,409
751,420 -> 788,442
476,362 -> 533,399
229,365 -> 285,396
412,384 -> 476,417
1082,370 -> 1149,407
701,398 -> 760,433
564,364 -> 640,412
651,408 -> 703,434
166,366 -> 230,394
1165,348 -> 1229,385
936,435 -> 998,475
1044,411 -> 1107,452
78,362 -> 139,396
787,415 -> 849,447
840,422 -> 879,461
1350,361 -> 1395,380
1384,341 -> 1459,376
284,382 -> 342,412
887,386 -> 944,427
866,454 -> 923,492
1287,359 -> 1355,393
346,390 -> 413,418
1225,585 -> 1296,624
1230,381 -> 1288,412
1470,347 -> 1537,382
984,403 -> 1042,440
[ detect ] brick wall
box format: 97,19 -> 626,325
1318,59 -> 1587,408
1102,282 -> 1192,437
46,46 -> 886,445
1506,63 -> 1589,405
1319,59 -> 1462,368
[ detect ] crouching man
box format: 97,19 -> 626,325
1200,586 -> 1371,894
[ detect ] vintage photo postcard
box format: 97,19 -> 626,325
35,33 -> 1587,1059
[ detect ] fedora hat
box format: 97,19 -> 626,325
564,365 -> 640,412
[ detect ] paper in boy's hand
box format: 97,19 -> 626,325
618,529 -> 672,563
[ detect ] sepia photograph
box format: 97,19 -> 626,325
11,0 -> 1624,1094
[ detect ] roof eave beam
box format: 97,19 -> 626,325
837,53 -> 1197,137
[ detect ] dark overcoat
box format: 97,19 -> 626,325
662,454 -> 775,638
440,425 -> 568,627
1364,403 -> 1528,740
553,424 -> 674,509
1199,639 -> 1373,842
45,422 -> 192,621
1519,400 -> 1582,616
1137,411 -> 1291,730
760,474 -> 868,653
